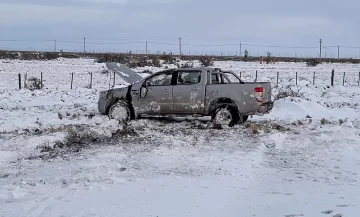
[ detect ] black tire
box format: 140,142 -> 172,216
240,115 -> 249,123
108,100 -> 132,124
211,104 -> 240,127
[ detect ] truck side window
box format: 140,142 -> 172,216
211,74 -> 220,84
177,71 -> 201,85
146,72 -> 173,86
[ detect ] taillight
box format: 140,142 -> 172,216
254,87 -> 263,102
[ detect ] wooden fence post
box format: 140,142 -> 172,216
18,74 -> 21,89
296,72 -> 298,85
277,72 -> 279,84
71,73 -> 74,89
113,71 -> 116,87
331,69 -> 334,86
313,72 -> 315,85
343,72 -> 345,86
239,72 -> 242,79
255,70 -> 258,81
40,72 -> 43,89
90,72 -> 93,89
24,73 -> 27,89
358,72 -> 360,86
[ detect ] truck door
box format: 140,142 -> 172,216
172,70 -> 203,114
138,70 -> 175,114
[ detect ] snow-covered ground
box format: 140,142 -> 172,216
1,58 -> 360,217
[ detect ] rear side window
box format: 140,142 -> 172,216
177,71 -> 201,85
211,73 -> 230,84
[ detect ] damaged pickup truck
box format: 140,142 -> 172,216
98,63 -> 274,127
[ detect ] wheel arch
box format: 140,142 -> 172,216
207,97 -> 239,115
106,98 -> 135,119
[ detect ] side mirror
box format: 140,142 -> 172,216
140,87 -> 148,98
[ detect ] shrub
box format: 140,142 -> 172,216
320,118 -> 329,125
42,52 -> 58,60
177,61 -> 194,68
161,54 -> 176,64
151,57 -> 161,67
26,76 -> 43,90
306,59 -> 320,67
275,86 -> 304,100
199,56 -> 214,67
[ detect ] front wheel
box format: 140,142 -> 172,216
211,105 -> 240,127
108,100 -> 132,124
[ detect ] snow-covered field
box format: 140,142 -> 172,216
1,58 -> 360,217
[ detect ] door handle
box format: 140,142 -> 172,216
163,89 -> 170,92
191,87 -> 199,91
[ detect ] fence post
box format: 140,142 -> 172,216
255,70 -> 258,81
90,72 -> 93,89
296,72 -> 298,85
313,71 -> 315,85
113,71 -> 116,87
18,74 -> 21,89
40,72 -> 43,89
358,72 -> 360,86
239,72 -> 242,79
331,69 -> 334,86
24,73 -> 27,89
71,73 -> 74,89
343,72 -> 345,86
277,72 -> 279,84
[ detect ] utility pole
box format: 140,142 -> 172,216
319,39 -> 322,63
239,43 -> 242,57
337,45 -> 340,60
145,41 -> 148,54
83,37 -> 86,53
179,37 -> 182,56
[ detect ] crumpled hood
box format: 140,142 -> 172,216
106,62 -> 144,84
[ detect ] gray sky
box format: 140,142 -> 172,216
0,0 -> 359,58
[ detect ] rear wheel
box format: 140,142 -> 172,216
211,105 -> 240,127
108,100 -> 132,124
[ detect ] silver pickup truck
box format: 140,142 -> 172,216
98,63 -> 274,127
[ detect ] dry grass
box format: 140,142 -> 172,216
250,124 -> 260,134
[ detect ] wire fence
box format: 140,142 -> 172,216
1,38 -> 360,59
4,70 -> 360,92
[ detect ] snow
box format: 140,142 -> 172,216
1,58 -> 360,217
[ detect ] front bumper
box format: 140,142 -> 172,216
257,101 -> 274,114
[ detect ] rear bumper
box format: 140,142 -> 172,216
257,101 -> 274,114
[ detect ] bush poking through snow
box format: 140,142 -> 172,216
161,54 -> 176,64
35,127 -> 101,159
151,57 -> 162,67
199,56 -> 214,67
177,61 -> 194,68
320,118 -> 330,125
275,86 -> 304,100
339,119 -> 345,126
26,76 -> 43,90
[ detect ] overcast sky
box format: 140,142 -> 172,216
0,0 -> 359,57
